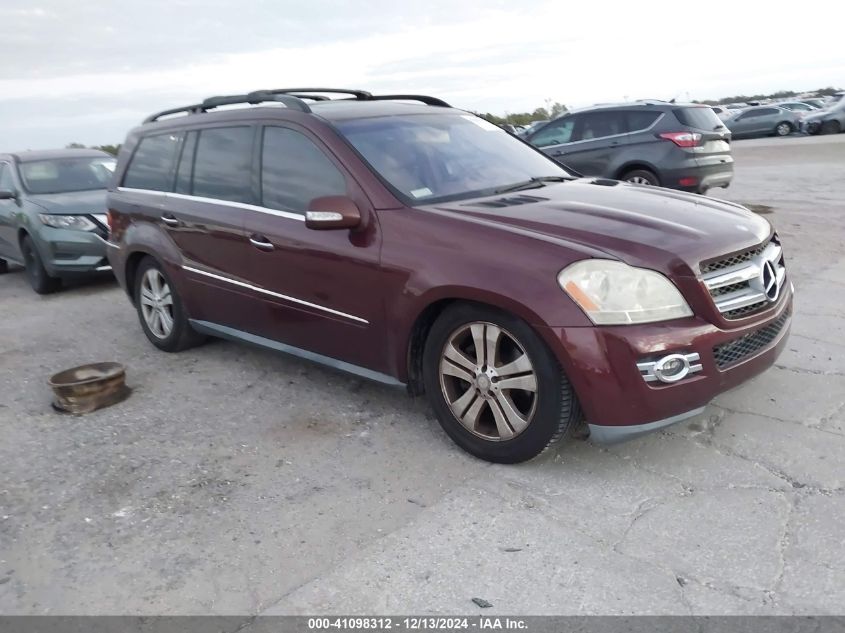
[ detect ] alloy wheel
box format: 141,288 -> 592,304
139,268 -> 174,339
627,176 -> 652,185
438,322 -> 538,441
776,123 -> 791,136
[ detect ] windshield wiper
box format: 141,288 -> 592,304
494,176 -> 570,194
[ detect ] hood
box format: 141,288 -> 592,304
28,189 -> 108,214
426,179 -> 771,277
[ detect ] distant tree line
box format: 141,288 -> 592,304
477,102 -> 568,126
696,86 -> 843,106
66,142 -> 120,156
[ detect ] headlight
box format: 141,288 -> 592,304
558,260 -> 693,325
38,214 -> 97,231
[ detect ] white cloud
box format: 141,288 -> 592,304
0,0 -> 843,148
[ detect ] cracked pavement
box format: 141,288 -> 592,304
0,134 -> 843,617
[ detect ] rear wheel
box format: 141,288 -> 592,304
0,258 -> 8,274
422,303 -> 580,463
821,120 -> 841,135
622,169 -> 659,186
134,257 -> 204,352
774,121 -> 793,137
21,235 -> 61,294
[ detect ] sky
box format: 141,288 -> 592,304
1,0 -> 843,150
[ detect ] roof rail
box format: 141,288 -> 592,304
142,88 -> 450,123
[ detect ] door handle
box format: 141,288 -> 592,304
161,213 -> 180,227
249,234 -> 275,251
551,150 -> 565,157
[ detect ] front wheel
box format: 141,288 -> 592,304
21,235 -> 61,294
622,169 -> 659,186
422,303 -> 581,463
134,257 -> 204,352
774,121 -> 793,137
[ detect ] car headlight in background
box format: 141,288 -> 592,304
38,214 -> 98,231
558,260 -> 693,325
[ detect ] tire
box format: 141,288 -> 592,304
0,258 -> 9,274
774,122 -> 793,137
133,256 -> 204,352
821,120 -> 841,135
20,235 -> 61,294
622,169 -> 659,186
422,303 -> 581,463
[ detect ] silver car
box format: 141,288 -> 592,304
723,105 -> 801,139
803,99 -> 845,135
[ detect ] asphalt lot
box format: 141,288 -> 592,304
1,134 -> 844,618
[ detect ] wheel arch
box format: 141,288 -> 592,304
402,289 -> 559,396
614,162 -> 660,182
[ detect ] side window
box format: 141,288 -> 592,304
625,111 -> 661,132
578,111 -> 626,141
174,131 -> 197,194
192,127 -> 254,203
260,127 -> 346,214
123,133 -> 181,191
529,118 -> 575,147
761,108 -> 779,116
0,163 -> 15,192
737,110 -> 757,120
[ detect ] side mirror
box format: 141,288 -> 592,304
0,190 -> 16,200
305,196 -> 361,230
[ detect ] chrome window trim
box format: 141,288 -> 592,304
182,264 -> 369,325
115,187 -> 306,222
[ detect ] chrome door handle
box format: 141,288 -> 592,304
249,235 -> 275,251
161,214 -> 179,227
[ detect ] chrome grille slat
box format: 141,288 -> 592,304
700,236 -> 787,320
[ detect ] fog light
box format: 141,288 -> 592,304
637,352 -> 703,384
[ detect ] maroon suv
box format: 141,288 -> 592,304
106,88 -> 792,463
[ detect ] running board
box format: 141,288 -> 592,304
189,319 -> 405,388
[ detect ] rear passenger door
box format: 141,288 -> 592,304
240,123 -> 387,373
119,125 -> 263,331
0,162 -> 21,261
559,111 -> 628,176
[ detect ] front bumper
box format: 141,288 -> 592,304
539,287 -> 793,443
35,225 -> 111,277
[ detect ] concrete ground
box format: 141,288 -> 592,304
0,134 -> 843,618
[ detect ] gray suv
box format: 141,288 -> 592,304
524,101 -> 733,194
0,149 -> 115,293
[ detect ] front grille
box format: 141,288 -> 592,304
700,236 -> 787,320
701,243 -> 767,275
713,311 -> 789,369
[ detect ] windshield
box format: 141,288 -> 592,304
19,157 -> 116,194
335,113 -> 571,204
674,107 -> 725,130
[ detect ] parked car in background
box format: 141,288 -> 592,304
518,119 -> 549,138
524,101 -> 733,194
777,101 -> 819,113
801,98 -> 827,109
106,88 -> 790,463
710,106 -> 732,120
803,98 -> 845,135
723,105 -> 801,138
0,149 -> 115,293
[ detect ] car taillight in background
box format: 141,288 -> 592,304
659,132 -> 702,148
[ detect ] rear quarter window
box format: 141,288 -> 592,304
673,107 -> 724,130
123,133 -> 181,191
625,110 -> 661,132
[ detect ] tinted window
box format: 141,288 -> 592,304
578,111 -> 626,140
674,107 -> 724,129
193,127 -> 253,203
625,110 -> 661,132
174,131 -> 197,194
261,127 -> 346,214
529,117 -> 576,147
124,133 -> 181,191
757,108 -> 779,116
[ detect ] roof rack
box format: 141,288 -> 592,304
143,88 -> 450,123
